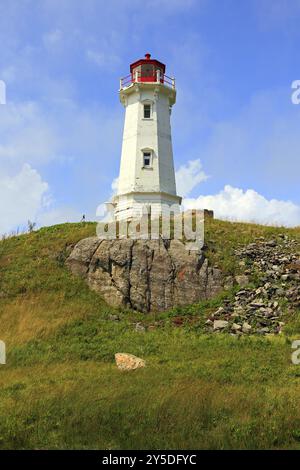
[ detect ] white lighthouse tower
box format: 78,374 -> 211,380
112,53 -> 181,221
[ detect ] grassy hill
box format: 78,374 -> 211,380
0,219 -> 300,449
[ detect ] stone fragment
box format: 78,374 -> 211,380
135,322 -> 146,332
235,275 -> 249,287
115,353 -> 146,371
213,320 -> 229,330
242,322 -> 252,333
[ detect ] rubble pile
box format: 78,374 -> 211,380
206,236 -> 300,335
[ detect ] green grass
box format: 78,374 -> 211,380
0,219 -> 300,449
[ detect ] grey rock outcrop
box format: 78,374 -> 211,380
66,237 -> 224,312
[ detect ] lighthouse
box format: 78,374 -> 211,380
111,53 -> 182,221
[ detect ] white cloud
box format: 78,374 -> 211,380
0,97 -> 122,175
0,101 -> 59,168
0,162 -> 83,235
111,176 -> 119,195
95,176 -> 119,222
86,49 -> 121,69
43,29 -> 62,49
86,50 -> 106,67
0,95 -> 123,235
0,66 -> 15,84
175,159 -> 209,197
0,164 -> 49,235
183,185 -> 300,227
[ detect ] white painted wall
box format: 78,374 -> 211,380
115,82 -> 181,220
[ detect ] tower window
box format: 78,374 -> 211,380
143,152 -> 151,167
143,104 -> 151,119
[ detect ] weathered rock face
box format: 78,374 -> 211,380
66,237 -> 224,312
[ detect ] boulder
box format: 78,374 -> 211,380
115,353 -> 146,371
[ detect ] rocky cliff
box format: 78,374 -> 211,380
66,237 -> 224,312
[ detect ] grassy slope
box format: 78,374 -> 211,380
0,219 -> 300,449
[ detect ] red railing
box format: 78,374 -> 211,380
120,72 -> 175,90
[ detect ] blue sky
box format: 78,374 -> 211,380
0,0 -> 300,233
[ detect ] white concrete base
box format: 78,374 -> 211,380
113,191 -> 182,221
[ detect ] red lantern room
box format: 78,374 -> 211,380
120,53 -> 175,90
130,53 -> 165,83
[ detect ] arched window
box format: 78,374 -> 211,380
143,151 -> 151,167
141,148 -> 153,168
144,103 -> 151,119
142,100 -> 153,119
